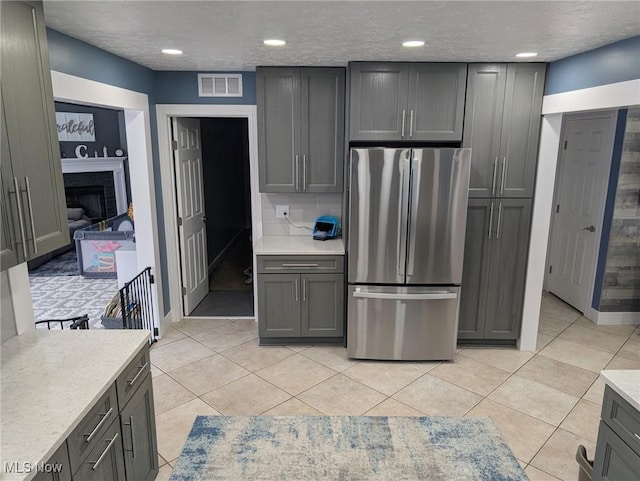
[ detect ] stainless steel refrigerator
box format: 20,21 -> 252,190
347,147 -> 471,360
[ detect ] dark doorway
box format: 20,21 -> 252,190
190,117 -> 253,317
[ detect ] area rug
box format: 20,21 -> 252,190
170,416 -> 528,481
29,250 -> 79,277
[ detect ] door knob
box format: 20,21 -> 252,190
582,225 -> 595,232
202,216 -> 208,223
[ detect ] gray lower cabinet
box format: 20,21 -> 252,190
73,419 -> 125,481
349,62 -> 467,141
257,67 -> 345,193
458,198 -> 532,341
463,63 -> 545,198
0,1 -> 69,271
120,374 -> 158,481
257,255 -> 344,340
32,443 -> 72,481
593,386 -> 640,481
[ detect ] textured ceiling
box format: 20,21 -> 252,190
43,1 -> 640,71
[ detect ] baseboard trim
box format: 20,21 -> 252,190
590,310 -> 640,325
207,229 -> 245,276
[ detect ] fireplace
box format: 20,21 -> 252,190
65,185 -> 108,221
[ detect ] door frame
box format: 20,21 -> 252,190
156,104 -> 261,323
545,110 -> 617,314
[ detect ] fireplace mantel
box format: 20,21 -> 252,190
61,157 -> 128,214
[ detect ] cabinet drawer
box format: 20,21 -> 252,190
601,385 -> 640,456
257,255 -> 343,273
594,421 -> 640,481
73,418 -> 125,480
116,344 -> 151,410
67,383 -> 118,474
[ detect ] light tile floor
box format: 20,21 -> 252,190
151,293 -> 640,481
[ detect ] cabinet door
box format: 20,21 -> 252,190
301,273 -> 344,337
299,68 -> 345,193
458,199 -> 493,339
73,419 -> 125,481
258,273 -> 301,337
32,442 -> 72,481
349,62 -> 409,141
257,68 -> 300,192
463,64 -> 507,198
407,63 -> 467,141
484,199 -> 532,340
1,91 -> 22,271
593,421 -> 640,481
498,63 -> 546,198
1,1 -> 68,258
120,374 -> 158,481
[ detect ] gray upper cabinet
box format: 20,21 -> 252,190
258,67 -> 345,193
463,63 -> 545,198
349,62 -> 467,142
1,1 -> 69,271
459,198 -> 532,340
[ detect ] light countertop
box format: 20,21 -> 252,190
1,330 -> 149,481
600,369 -> 640,411
255,235 -> 345,255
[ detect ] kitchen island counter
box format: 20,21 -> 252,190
601,369 -> 640,411
1,330 -> 149,481
255,235 -> 344,255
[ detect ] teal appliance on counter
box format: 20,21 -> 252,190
313,216 -> 340,241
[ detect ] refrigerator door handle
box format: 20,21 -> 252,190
406,156 -> 419,276
496,201 -> 503,239
353,289 -> 458,301
398,154 -> 411,278
488,201 -> 494,240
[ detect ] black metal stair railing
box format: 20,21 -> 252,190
119,267 -> 157,343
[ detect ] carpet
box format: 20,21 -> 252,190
29,250 -> 79,277
170,416 -> 528,481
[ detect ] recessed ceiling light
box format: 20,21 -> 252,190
264,39 -> 286,46
516,52 -> 538,58
402,40 -> 425,47
162,49 -> 183,55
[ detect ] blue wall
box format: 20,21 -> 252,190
545,36 -> 640,95
592,110 -> 628,310
155,72 -> 256,104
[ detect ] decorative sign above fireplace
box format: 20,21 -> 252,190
56,112 -> 95,141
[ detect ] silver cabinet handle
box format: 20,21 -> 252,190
302,154 -> 307,191
302,278 -> 307,302
491,158 -> 498,196
353,289 -> 457,300
124,416 -> 136,458
128,362 -> 148,386
294,278 -> 299,302
409,110 -> 414,138
488,202 -> 494,240
500,157 -> 507,195
281,263 -> 319,268
85,407 -> 113,443
294,155 -> 299,191
12,177 -> 28,259
24,177 -> 37,254
496,202 -> 503,239
401,110 -> 406,138
91,432 -> 119,471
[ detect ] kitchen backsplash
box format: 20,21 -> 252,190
261,193 -> 342,236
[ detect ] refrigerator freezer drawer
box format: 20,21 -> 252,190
347,285 -> 461,361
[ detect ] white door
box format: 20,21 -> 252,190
173,117 -> 208,315
547,111 -> 617,312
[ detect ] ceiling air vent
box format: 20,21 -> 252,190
198,73 -> 243,97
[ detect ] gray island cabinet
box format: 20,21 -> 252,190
1,0 -> 69,272
348,62 -> 467,142
257,67 -> 345,193
1,331 -> 157,481
592,371 -> 640,481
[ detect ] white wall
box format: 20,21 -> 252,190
262,193 -> 343,236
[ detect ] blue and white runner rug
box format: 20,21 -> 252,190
170,416 -> 528,480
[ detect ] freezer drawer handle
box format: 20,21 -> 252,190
353,289 -> 457,300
